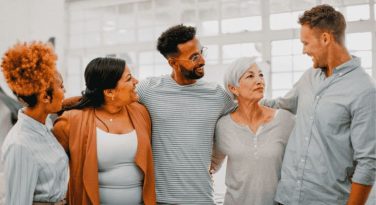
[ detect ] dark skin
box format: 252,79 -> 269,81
300,24 -> 372,205
167,37 -> 205,85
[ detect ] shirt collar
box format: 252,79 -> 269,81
332,55 -> 360,76
17,109 -> 50,134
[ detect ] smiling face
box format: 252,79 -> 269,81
111,65 -> 139,106
230,64 -> 265,103
173,37 -> 206,80
300,24 -> 328,69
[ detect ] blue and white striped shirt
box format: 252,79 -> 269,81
137,75 -> 235,204
1,110 -> 69,205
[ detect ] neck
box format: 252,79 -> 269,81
171,71 -> 196,85
99,103 -> 124,115
23,106 -> 48,124
235,99 -> 264,123
325,45 -> 352,77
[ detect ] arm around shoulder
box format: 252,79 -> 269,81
52,111 -> 71,152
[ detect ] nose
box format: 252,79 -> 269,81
133,77 -> 139,85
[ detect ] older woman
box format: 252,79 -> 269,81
211,57 -> 295,205
1,42 -> 68,205
53,57 -> 156,205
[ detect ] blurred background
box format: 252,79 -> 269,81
0,0 -> 375,204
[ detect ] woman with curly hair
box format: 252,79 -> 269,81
1,42 -> 68,205
53,57 -> 156,205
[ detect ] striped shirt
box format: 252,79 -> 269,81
137,75 -> 235,204
1,110 -> 69,205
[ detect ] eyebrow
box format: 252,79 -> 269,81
188,51 -> 200,59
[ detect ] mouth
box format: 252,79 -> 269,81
195,66 -> 204,73
254,87 -> 264,92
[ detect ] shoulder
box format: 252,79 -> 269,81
275,109 -> 295,126
138,76 -> 166,88
2,137 -> 33,160
216,114 -> 233,129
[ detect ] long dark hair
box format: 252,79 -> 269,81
64,57 -> 126,111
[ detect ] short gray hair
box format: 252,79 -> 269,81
224,57 -> 268,100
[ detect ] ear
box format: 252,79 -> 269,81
103,89 -> 114,98
228,84 -> 239,97
321,32 -> 332,45
40,92 -> 51,104
168,57 -> 177,68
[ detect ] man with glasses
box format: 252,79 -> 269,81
137,24 -> 235,204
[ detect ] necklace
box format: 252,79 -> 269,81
94,107 -> 124,132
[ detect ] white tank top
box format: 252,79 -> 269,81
96,128 -> 144,205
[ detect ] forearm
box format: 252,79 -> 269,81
347,182 -> 372,205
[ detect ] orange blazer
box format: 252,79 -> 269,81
53,102 -> 156,205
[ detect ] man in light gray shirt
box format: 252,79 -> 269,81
264,5 -> 376,205
137,25 -> 235,204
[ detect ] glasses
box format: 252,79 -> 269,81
173,47 -> 208,64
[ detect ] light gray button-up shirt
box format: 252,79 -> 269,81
1,110 -> 69,205
265,56 -> 376,205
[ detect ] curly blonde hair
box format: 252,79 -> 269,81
1,41 -> 57,97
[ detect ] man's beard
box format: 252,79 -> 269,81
180,63 -> 205,80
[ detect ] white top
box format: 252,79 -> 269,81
212,109 -> 295,205
96,128 -> 144,205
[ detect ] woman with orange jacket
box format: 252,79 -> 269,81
53,57 -> 156,205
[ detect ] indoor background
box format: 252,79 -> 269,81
0,0 -> 375,204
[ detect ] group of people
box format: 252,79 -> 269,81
1,4 -> 375,205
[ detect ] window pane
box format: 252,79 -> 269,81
347,32 -> 372,51
345,4 -> 369,21
154,64 -> 170,76
270,12 -> 293,30
118,29 -> 136,43
272,40 -> 293,56
138,65 -> 154,80
272,73 -> 292,89
222,43 -> 261,64
221,16 -> 262,33
351,51 -> 372,68
201,21 -> 219,36
139,51 -> 154,65
138,27 -> 154,42
271,56 -> 293,72
205,45 -> 219,65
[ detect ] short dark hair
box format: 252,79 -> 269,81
298,4 -> 346,44
64,57 -> 126,111
157,24 -> 196,58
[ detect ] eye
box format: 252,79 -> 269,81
191,54 -> 200,62
247,74 -> 254,78
259,73 -> 264,77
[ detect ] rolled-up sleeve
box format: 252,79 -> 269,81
350,88 -> 376,185
3,145 -> 38,205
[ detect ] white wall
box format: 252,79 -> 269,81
0,0 -> 66,97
